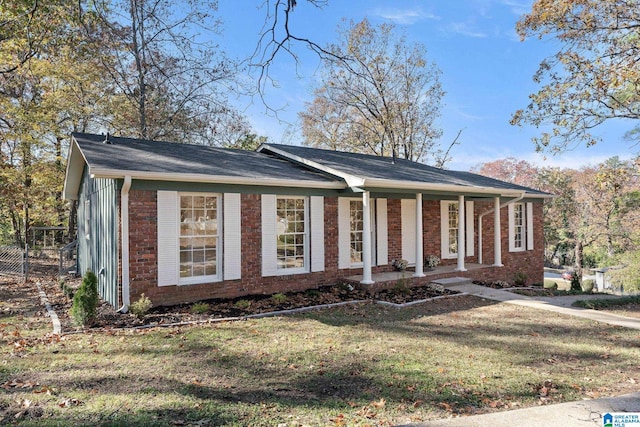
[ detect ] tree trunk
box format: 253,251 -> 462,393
574,240 -> 583,278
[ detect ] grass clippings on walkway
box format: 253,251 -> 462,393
2,277 -> 640,426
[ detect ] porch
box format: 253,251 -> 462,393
342,263 -> 497,294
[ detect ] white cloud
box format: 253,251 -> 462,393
448,22 -> 488,38
370,7 -> 440,25
500,0 -> 531,16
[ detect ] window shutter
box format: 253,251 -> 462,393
310,196 -> 325,272
440,201 -> 451,258
157,191 -> 178,286
508,204 -> 516,252
261,195 -> 277,277
337,198 -> 351,269
466,201 -> 475,256
376,198 -> 388,265
223,193 -> 242,280
401,199 -> 416,264
526,202 -> 534,250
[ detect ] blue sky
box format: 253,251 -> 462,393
218,1 -> 636,171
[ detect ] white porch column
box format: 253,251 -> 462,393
413,193 -> 425,277
360,191 -> 374,284
493,196 -> 503,267
456,195 -> 467,271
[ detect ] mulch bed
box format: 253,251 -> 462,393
35,275 -> 461,332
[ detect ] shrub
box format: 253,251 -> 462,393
191,302 -> 210,314
609,250 -> 640,293
305,289 -> 321,298
581,279 -> 595,293
392,279 -> 410,296
130,294 -> 153,319
271,293 -> 287,304
70,271 -> 99,327
234,299 -> 251,309
513,272 -> 528,287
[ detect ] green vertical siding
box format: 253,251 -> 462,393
77,167 -> 120,307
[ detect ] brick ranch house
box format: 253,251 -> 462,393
63,132 -> 552,309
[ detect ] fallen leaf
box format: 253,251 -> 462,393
370,398 -> 385,408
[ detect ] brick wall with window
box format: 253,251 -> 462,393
125,190 -> 545,306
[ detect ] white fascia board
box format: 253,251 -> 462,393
63,137 -> 90,200
90,168 -> 347,190
364,178 -> 529,197
258,144 -> 365,187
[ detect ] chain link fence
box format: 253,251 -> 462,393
0,245 -> 27,280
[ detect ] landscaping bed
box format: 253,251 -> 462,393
43,276 -> 460,332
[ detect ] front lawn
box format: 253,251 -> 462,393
1,278 -> 639,426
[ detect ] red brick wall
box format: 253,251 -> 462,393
124,191 -> 545,307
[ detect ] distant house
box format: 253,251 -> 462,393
63,132 -> 552,309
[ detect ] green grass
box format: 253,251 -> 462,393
574,295 -> 640,309
1,295 -> 640,425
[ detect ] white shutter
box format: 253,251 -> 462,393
526,202 -> 534,250
376,198 -> 388,266
337,198 -> 351,269
223,193 -> 242,280
466,201 -> 475,256
401,199 -> 416,264
310,196 -> 325,272
508,203 -> 516,252
261,195 -> 277,277
157,191 -> 178,286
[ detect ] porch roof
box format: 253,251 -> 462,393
258,143 -> 553,199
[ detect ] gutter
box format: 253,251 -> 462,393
478,193 -> 525,265
89,168 -> 346,190
117,176 -> 132,313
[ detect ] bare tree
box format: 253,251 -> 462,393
86,0 -> 244,144
299,19 -> 444,163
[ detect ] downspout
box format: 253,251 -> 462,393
117,176 -> 132,313
478,193 -> 525,265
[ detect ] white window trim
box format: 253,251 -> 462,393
178,192 -> 222,286
440,201 -> 458,259
275,195 -> 309,275
338,197 -> 385,268
348,198 -> 368,268
508,202 -> 533,253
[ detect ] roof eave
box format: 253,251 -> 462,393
62,136 -> 88,200
363,178 -> 539,197
90,169 -> 347,189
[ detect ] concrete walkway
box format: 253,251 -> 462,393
439,282 -> 640,330
401,391 -> 640,427
403,281 -> 640,427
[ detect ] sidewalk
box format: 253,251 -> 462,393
403,282 -> 640,427
400,391 -> 640,427
443,283 -> 640,330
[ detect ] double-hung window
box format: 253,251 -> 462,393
509,202 -> 533,252
440,201 -> 459,258
512,203 -> 525,251
276,197 -> 308,272
350,200 -> 364,264
179,194 -> 220,283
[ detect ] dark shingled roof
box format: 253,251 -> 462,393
72,133 -> 340,184
261,143 -> 551,196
